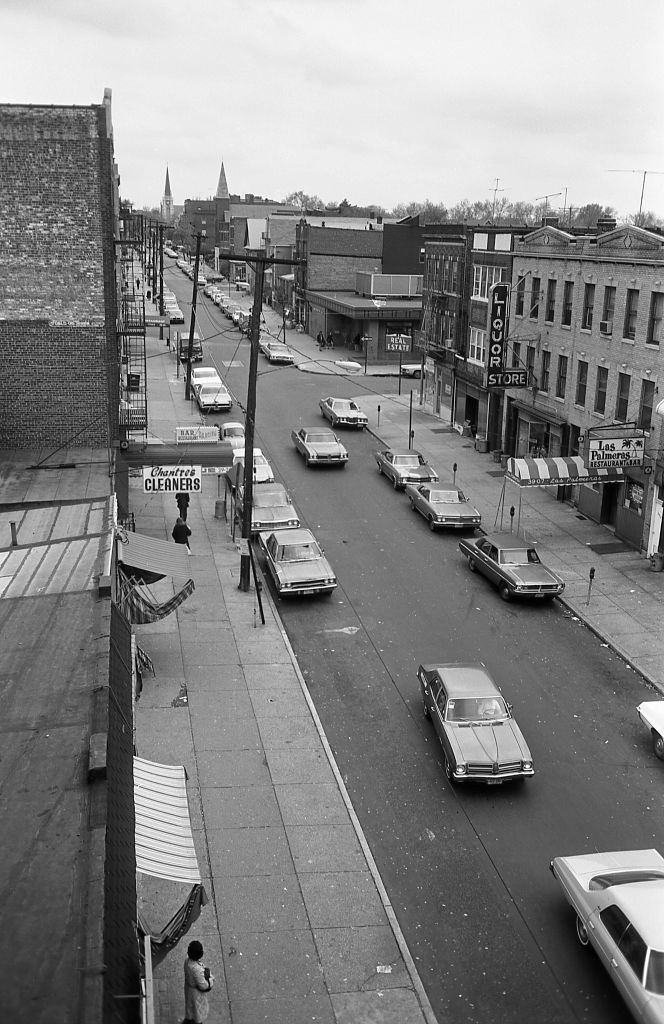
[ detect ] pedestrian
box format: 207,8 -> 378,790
176,491 -> 190,522
172,517 -> 192,552
182,940 -> 213,1024
326,331 -> 334,348
317,330 -> 325,350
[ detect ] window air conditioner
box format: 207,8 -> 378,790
600,320 -> 613,334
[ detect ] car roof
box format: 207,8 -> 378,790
608,881 -> 664,947
268,528 -> 316,544
419,663 -> 498,698
385,448 -> 423,457
481,534 -> 538,549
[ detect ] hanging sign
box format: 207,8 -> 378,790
143,465 -> 202,493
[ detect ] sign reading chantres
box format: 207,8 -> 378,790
143,465 -> 202,493
486,282 -> 529,389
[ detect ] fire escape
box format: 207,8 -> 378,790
117,225 -> 148,445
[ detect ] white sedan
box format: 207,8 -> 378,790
637,702 -> 664,759
319,396 -> 368,429
234,447 -> 274,483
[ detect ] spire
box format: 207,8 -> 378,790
216,161 -> 229,200
164,166 -> 172,199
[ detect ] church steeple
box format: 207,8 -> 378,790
161,165 -> 174,223
216,161 -> 229,200
164,166 -> 172,198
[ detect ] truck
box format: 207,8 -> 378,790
177,330 -> 203,363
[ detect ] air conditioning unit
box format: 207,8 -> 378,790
600,319 -> 613,335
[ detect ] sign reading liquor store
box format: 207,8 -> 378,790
143,465 -> 203,493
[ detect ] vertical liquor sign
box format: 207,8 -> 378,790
486,282 -> 529,388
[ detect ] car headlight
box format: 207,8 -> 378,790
288,519 -> 298,526
456,764 -> 467,775
522,760 -> 533,771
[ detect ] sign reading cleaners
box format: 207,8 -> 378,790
143,465 -> 202,493
486,282 -> 529,388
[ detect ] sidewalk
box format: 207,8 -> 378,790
133,324 -> 437,1024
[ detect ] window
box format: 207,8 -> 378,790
515,277 -> 525,316
526,345 -> 536,383
602,285 -> 616,332
599,906 -> 647,982
511,341 -> 521,368
545,280 -> 557,322
615,372 -> 631,421
419,247 -> 425,264
468,327 -> 486,365
647,292 -> 664,346
638,379 -> 655,430
575,360 -> 588,406
541,350 -> 550,392
494,234 -> 511,252
624,288 -> 639,340
472,264 -> 503,300
562,281 -> 574,326
530,277 -> 540,319
594,366 -> 608,413
555,355 -> 568,399
473,232 -> 488,250
582,283 -> 595,330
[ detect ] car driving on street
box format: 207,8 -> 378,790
319,396 -> 368,429
550,848 -> 664,1023
375,448 -> 439,490
260,340 -> 295,364
459,533 -> 565,601
258,527 -> 337,596
418,662 -> 534,784
405,483 -> 481,530
291,427 -> 348,467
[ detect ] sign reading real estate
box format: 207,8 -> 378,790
143,465 -> 202,493
175,425 -> 219,444
586,435 -> 645,469
385,333 -> 412,353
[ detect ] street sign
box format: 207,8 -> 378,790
487,368 -> 529,388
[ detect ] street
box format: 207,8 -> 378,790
169,268 -> 663,1024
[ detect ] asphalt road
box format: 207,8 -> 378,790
170,269 -> 664,1024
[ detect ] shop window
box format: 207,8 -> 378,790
530,277 -> 541,319
582,283 -> 595,330
637,379 -> 655,431
545,280 -> 557,323
575,360 -> 588,406
623,480 -> 644,515
647,292 -> 663,346
515,277 -> 525,317
555,355 -> 568,399
540,350 -> 550,392
562,281 -> 574,326
594,365 -> 608,413
624,289 -> 639,340
615,372 -> 631,421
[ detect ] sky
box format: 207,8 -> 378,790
3,0 -> 664,222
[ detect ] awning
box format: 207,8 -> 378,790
118,570 -> 195,623
134,756 -> 201,883
506,455 -> 625,487
117,530 -> 190,582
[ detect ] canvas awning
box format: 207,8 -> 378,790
134,757 -> 201,884
117,530 -> 190,582
506,455 -> 625,487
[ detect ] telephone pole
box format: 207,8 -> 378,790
184,232 -> 202,400
238,255 -> 266,591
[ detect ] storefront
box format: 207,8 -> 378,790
507,399 -> 566,458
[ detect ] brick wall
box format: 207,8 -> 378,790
0,104 -> 118,448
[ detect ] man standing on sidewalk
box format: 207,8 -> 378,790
176,491 -> 190,522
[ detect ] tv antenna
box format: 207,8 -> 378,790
490,178 -> 506,222
607,169 -> 664,217
534,192 -> 563,215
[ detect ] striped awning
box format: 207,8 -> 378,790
134,757 -> 201,883
506,455 -> 624,487
117,530 -> 190,581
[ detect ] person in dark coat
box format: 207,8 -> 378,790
176,491 -> 190,522
172,517 -> 192,551
317,330 -> 325,350
326,331 -> 334,348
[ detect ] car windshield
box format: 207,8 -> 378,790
429,490 -> 462,503
646,950 -> 664,994
224,426 -> 244,438
278,542 -> 321,562
307,432 -> 335,443
254,489 -> 286,507
446,697 -> 508,722
394,455 -> 423,467
499,548 -> 540,565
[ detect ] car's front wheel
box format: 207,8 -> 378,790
499,583 -> 511,602
653,730 -> 664,760
377,463 -> 383,476
392,475 -> 400,490
428,516 -> 437,532
444,757 -> 457,784
467,556 -> 477,572
422,693 -> 431,720
575,916 -> 590,947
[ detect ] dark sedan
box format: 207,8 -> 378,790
459,533 -> 565,601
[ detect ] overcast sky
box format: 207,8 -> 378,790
4,0 -> 664,221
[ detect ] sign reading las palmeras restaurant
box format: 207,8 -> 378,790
586,435 -> 645,469
143,465 -> 202,493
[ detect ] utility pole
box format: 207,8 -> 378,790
158,224 -> 164,315
184,232 -> 202,400
238,256 -> 266,592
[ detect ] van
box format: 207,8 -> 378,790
177,330 -> 203,362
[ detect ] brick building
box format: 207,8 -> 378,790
0,96 -> 120,448
503,220 -> 664,552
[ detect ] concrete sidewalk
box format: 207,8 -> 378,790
132,326 -> 437,1024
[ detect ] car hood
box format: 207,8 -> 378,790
502,564 -> 562,586
451,721 -> 530,763
309,442 -> 345,455
253,506 -> 299,528
277,557 -> 334,584
400,466 -> 437,481
431,500 -> 480,519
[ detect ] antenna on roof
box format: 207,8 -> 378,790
607,169 -> 664,217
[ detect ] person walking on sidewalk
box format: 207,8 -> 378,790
172,517 -> 192,552
182,940 -> 213,1024
176,491 -> 190,522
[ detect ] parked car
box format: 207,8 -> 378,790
235,447 -> 274,482
319,396 -> 368,429
375,448 -> 438,490
190,366 -> 223,392
195,381 -> 232,413
405,483 -> 481,531
219,421 -> 245,453
550,848 -> 664,1022
165,305 -> 184,324
260,341 -> 295,364
259,527 -> 337,596
401,363 -> 422,378
291,427 -> 348,467
177,330 -> 203,362
459,533 -> 565,602
637,702 -> 664,760
418,662 -> 534,784
236,481 -> 300,533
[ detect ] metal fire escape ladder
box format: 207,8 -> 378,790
117,241 -> 148,443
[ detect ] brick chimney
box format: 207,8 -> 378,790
542,216 -> 560,228
597,216 -> 617,232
